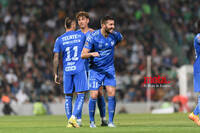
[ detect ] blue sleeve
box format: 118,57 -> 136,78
53,37 -> 61,53
84,33 -> 94,50
113,31 -> 123,43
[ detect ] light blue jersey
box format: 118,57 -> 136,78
84,29 -> 123,72
53,30 -> 88,94
84,29 -> 123,90
53,30 -> 86,75
193,33 -> 200,92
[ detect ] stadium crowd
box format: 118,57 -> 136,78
0,0 -> 199,104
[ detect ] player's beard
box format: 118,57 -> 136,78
105,26 -> 114,34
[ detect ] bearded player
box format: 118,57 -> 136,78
81,16 -> 123,128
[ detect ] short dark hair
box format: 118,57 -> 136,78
64,16 -> 75,29
76,11 -> 89,19
100,16 -> 114,25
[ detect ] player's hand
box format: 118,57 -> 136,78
54,74 -> 60,84
88,28 -> 94,32
91,52 -> 100,57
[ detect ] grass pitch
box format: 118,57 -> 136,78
0,113 -> 200,133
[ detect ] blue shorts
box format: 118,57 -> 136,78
88,69 -> 116,90
194,56 -> 200,92
63,70 -> 88,94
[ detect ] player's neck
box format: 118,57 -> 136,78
81,26 -> 89,34
66,28 -> 74,32
101,28 -> 109,38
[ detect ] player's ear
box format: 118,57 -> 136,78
87,18 -> 89,24
72,21 -> 76,30
101,23 -> 104,28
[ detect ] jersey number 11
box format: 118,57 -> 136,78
65,46 -> 78,61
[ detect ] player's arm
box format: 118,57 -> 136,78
113,31 -> 123,45
81,33 -> 99,59
81,48 -> 99,59
53,37 -> 61,84
53,53 -> 60,84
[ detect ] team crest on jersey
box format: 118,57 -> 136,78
86,36 -> 92,42
111,41 -> 114,46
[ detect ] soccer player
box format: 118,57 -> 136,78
76,11 -> 107,127
188,20 -> 200,126
81,16 -> 123,128
53,16 -> 88,128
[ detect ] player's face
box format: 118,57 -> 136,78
104,20 -> 115,34
78,16 -> 89,29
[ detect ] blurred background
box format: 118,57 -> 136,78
0,0 -> 199,115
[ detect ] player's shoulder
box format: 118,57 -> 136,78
76,29 -> 81,32
76,29 -> 83,33
76,31 -> 86,39
113,30 -> 121,34
112,30 -> 122,36
195,33 -> 200,40
59,31 -> 70,38
195,33 -> 200,42
57,32 -> 69,41
75,29 -> 85,35
90,29 -> 100,37
64,30 -> 85,39
55,33 -> 66,44
196,33 -> 200,38
110,30 -> 122,38
55,33 -> 63,42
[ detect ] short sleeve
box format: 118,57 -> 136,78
84,33 -> 94,50
113,31 -> 123,43
53,37 -> 61,53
